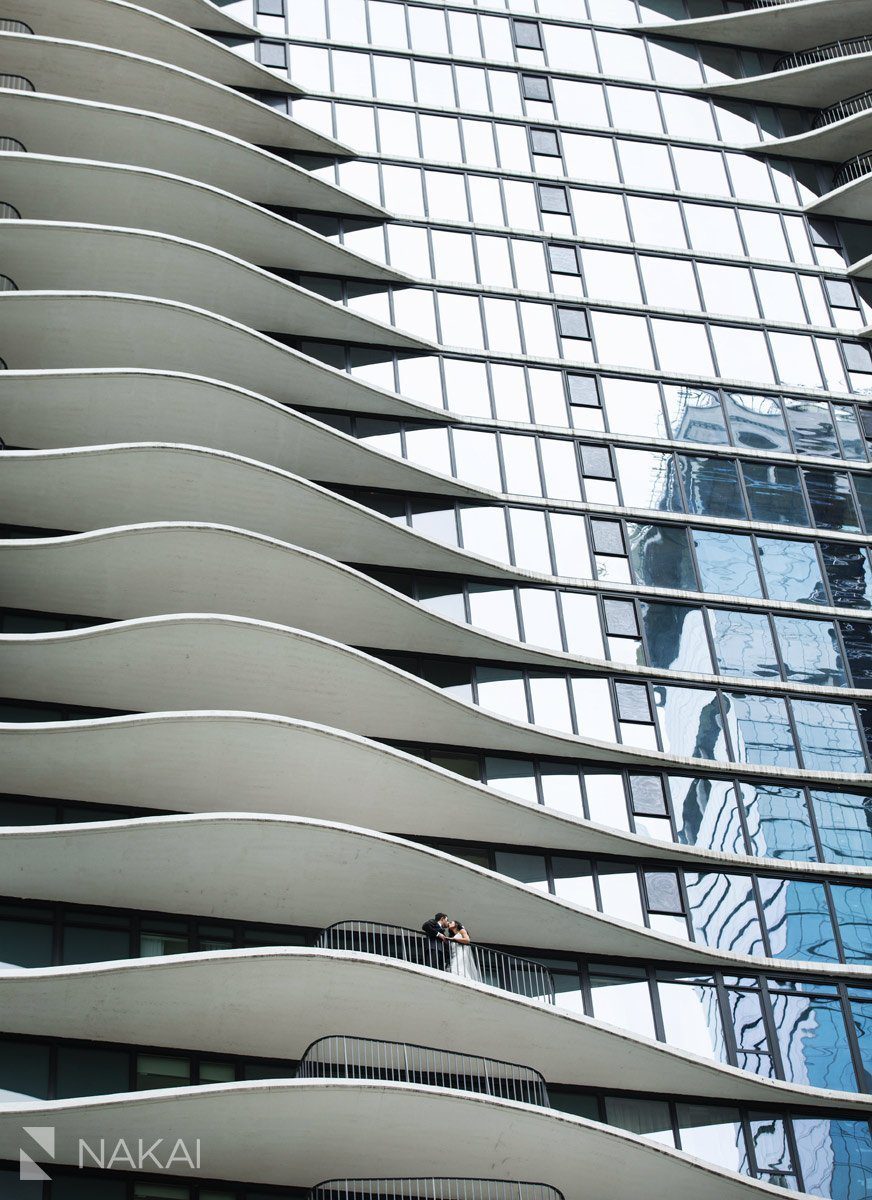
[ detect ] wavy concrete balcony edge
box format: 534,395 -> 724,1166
1,950 -> 867,1111
700,52 -> 872,107
133,0 -> 257,36
742,106 -> 872,162
0,92 -> 384,216
15,0 -> 290,93
3,522 -> 868,704
0,155 -> 407,281
0,812 -> 868,976
0,1080 -> 792,1199
638,1 -> 868,52
0,222 -> 428,349
2,613 -> 870,789
3,712 -> 865,876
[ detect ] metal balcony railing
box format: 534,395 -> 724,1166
776,36 -> 872,72
0,20 -> 33,34
298,1035 -> 550,1107
0,275 -> 17,291
317,920 -> 555,1005
0,138 -> 25,152
0,204 -> 20,220
833,149 -> 872,189
311,1181 -> 565,1200
745,1 -> 804,8
813,88 -> 872,129
0,75 -> 34,91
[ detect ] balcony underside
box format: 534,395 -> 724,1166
2,522 -> 866,703
125,0 -> 257,36
0,950 -> 867,1110
0,33 -> 340,154
0,222 -> 427,348
13,0 -> 289,93
702,52 -> 872,107
1,712 -> 844,872
0,156 -> 405,281
0,1081 -> 791,1200
0,293 -> 434,418
0,91 -> 384,217
0,812 -> 865,972
640,0 -> 871,51
742,107 -> 872,161
806,170 -> 872,219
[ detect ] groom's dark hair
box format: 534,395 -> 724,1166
434,912 -> 447,920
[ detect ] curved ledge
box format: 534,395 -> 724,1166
2,713 -> 865,875
640,1 -> 871,51
0,155 -> 404,280
121,0 -> 257,36
0,1081 -> 794,1200
702,50 -> 872,106
805,165 -> 872,218
0,31 -> 340,154
0,370 -> 462,488
1,813 -> 868,976
749,105 -> 872,161
1,613 -> 870,789
0,443 -> 514,575
0,222 -> 427,348
12,0 -> 289,93
0,91 -> 385,216
0,294 -> 436,417
0,950 -> 867,1110
4,522 -> 869,704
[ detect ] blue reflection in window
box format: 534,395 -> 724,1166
684,871 -> 765,956
758,537 -> 827,605
680,456 -> 746,519
628,523 -> 696,590
743,463 -> 808,527
793,1117 -> 872,1200
693,530 -> 762,598
850,473 -> 872,532
773,616 -> 846,686
708,610 -> 778,679
850,1000 -> 872,1093
791,700 -> 867,774
724,392 -> 790,452
652,685 -> 729,761
758,877 -> 838,963
724,986 -> 777,1078
810,791 -> 872,867
663,384 -> 730,445
804,470 -> 860,533
821,543 -> 872,609
739,784 -> 816,862
723,693 -> 798,768
640,603 -> 712,673
830,885 -> 872,964
669,776 -> 744,855
769,992 -> 856,1091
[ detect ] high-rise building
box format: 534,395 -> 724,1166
0,0 -> 870,1197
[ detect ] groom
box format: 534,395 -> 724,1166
421,912 -> 450,971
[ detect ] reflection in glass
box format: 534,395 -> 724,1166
693,531 -> 762,599
680,456 -> 745,519
739,785 -> 816,863
758,538 -> 826,606
809,791 -> 872,867
724,393 -> 789,452
758,877 -> 838,963
628,523 -> 696,590
773,616 -> 845,686
708,610 -> 778,680
794,1117 -> 872,1200
669,776 -> 744,855
742,464 -> 807,527
657,974 -> 729,1065
653,685 -> 728,762
723,693 -> 797,768
791,699 -> 866,774
684,871 -> 764,957
769,991 -> 855,1091
663,385 -> 729,445
676,1104 -> 747,1174
640,602 -> 712,673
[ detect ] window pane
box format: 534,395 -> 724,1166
723,692 -> 797,768
692,531 -> 762,599
739,784 -> 816,863
684,871 -> 764,956
669,776 -> 745,856
653,686 -> 729,761
810,790 -> 872,867
758,877 -> 838,963
758,538 -> 826,606
792,699 -> 866,773
708,610 -> 778,680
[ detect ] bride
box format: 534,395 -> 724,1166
447,918 -> 481,982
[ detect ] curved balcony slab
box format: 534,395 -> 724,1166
4,523 -> 870,704
0,32 -> 341,154
702,51 -> 872,107
3,713 -> 864,874
0,156 -> 404,281
0,371 -> 463,492
12,0 -> 286,93
0,444 -> 518,578
1,813 -> 868,975
0,91 -> 384,216
0,1081 -> 793,1200
2,613 -> 870,789
748,105 -> 872,161
0,222 -> 427,348
805,169 -> 872,219
122,0 -> 257,36
1,951 -> 867,1110
641,1 -> 872,52
0,293 -> 437,418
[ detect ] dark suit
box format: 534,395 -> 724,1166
421,919 -> 449,970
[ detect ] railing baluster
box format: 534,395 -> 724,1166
310,1180 -> 564,1200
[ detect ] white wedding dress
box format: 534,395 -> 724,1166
448,939 -> 481,982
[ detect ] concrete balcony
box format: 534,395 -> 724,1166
0,222 -> 426,347
807,149 -> 872,219
0,31 -> 341,154
742,88 -> 872,161
0,156 -> 402,279
640,0 -> 872,51
702,38 -> 872,106
124,0 -> 257,36
0,91 -> 384,216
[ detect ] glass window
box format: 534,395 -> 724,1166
581,249 -> 642,305
725,393 -> 789,452
792,698 -> 867,773
680,455 -> 745,519
628,523 -> 696,590
697,264 -> 758,321
740,783 -> 816,863
677,1104 -> 748,1174
654,685 -> 729,762
831,884 -> 872,963
774,616 -> 845,686
476,667 -> 528,722
603,377 -> 667,439
640,256 -> 700,311
708,609 -> 778,680
760,876 -> 839,962
592,312 -> 654,370
640,602 -> 712,673
589,966 -> 656,1038
758,537 -> 826,605
628,197 -> 687,250
742,463 -> 808,527
693,530 -> 762,599
605,1096 -> 675,1146
572,189 -> 630,242
658,973 -> 730,1064
684,203 -> 744,256
770,990 -> 856,1091
795,1117 -> 872,1200
468,585 -> 519,641
669,776 -> 745,855
616,449 -> 681,513
551,856 -> 595,907
617,140 -> 674,190
810,790 -> 872,867
822,542 -> 872,609
684,871 -> 765,956
652,319 -> 714,377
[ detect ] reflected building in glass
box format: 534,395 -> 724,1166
2,0 -> 872,1197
